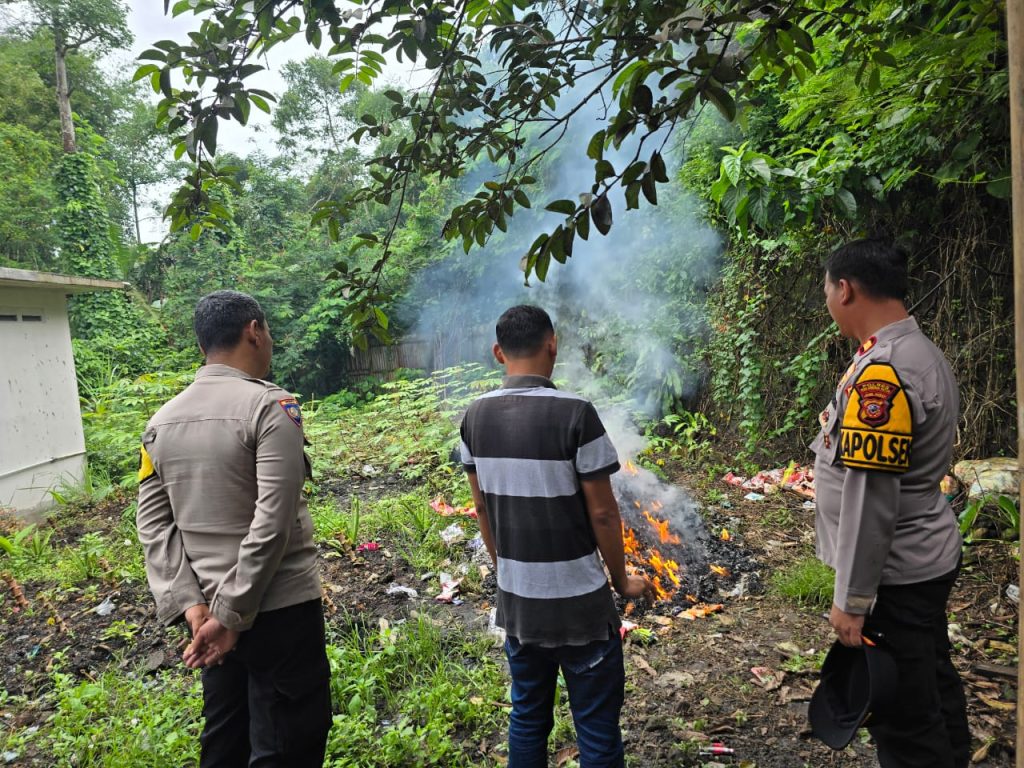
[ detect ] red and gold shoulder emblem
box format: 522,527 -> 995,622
278,397 -> 303,428
857,335 -> 877,356
852,379 -> 899,427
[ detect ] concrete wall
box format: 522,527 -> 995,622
0,288 -> 85,516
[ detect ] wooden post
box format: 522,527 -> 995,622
1008,0 -> 1024,764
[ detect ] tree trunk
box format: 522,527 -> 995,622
54,30 -> 76,153
131,183 -> 141,244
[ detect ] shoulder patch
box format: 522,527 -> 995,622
840,363 -> 913,473
277,397 -> 303,428
857,335 -> 877,356
138,445 -> 156,484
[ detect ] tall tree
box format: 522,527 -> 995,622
20,0 -> 131,152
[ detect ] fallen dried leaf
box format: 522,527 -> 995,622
977,693 -> 1015,712
750,666 -> 784,691
630,653 -> 657,677
555,746 -> 579,767
987,640 -> 1016,654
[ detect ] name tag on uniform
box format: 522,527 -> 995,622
839,363 -> 913,473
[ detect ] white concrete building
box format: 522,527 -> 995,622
0,268 -> 125,517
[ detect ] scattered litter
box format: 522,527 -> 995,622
435,572 -> 462,604
430,496 -> 477,518
4,752 -> 20,764
386,584 -> 418,599
743,492 -> 765,502
440,523 -> 465,546
467,532 -> 484,550
93,597 -> 116,616
699,742 -> 735,757
419,571 -> 435,581
725,574 -> 751,598
619,620 -> 638,640
1006,584 -> 1019,605
355,541 -> 380,553
953,457 -> 1018,499
802,500 -> 815,509
723,463 -> 816,499
487,607 -> 506,642
678,603 -> 724,620
26,644 -> 40,660
479,564 -> 491,580
456,563 -> 470,576
360,464 -> 380,477
750,666 -> 784,691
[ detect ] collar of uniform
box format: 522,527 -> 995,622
195,363 -> 258,380
869,316 -> 919,349
502,374 -> 556,390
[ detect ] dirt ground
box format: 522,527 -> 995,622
0,467 -> 1018,768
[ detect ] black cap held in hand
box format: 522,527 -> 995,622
808,636 -> 900,749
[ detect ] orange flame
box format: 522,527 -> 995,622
643,509 -> 681,545
709,564 -> 730,578
623,460 -> 640,476
720,528 -> 731,541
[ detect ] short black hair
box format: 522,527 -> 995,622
193,290 -> 266,353
823,238 -> 909,301
495,305 -> 554,357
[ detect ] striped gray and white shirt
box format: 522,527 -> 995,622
460,374 -> 621,646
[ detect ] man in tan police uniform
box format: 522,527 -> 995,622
136,290 -> 330,768
812,238 -> 969,768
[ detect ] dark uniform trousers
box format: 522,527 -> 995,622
864,565 -> 970,768
199,599 -> 332,768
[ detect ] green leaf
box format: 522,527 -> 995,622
722,154 -> 743,185
641,172 -> 657,205
632,84 -> 653,114
834,188 -> 857,217
514,189 -> 531,209
545,199 -> 576,216
374,307 -> 389,330
651,151 -> 669,183
576,211 -> 590,241
871,49 -> 898,68
986,177 -> 1012,199
705,86 -> 736,122
591,195 -> 612,235
586,130 -> 605,161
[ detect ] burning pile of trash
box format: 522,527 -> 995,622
613,461 -> 759,616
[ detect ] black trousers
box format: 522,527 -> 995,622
864,566 -> 970,768
199,599 -> 332,768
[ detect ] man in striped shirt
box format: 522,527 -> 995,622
461,305 -> 654,768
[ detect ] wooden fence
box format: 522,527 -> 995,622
341,329 -> 494,380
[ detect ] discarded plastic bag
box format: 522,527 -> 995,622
386,584 -> 418,599
440,522 -> 465,546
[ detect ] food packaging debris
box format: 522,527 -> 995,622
953,457 -> 1019,499
355,541 -> 381,553
386,584 -> 418,598
743,492 -> 765,502
430,496 -> 478,518
435,572 -> 462,603
619,620 -> 638,640
440,522 -> 465,546
467,532 -> 484,550
487,607 -> 506,642
802,500 -> 815,509
723,464 -> 816,499
750,665 -> 784,691
678,603 -> 724,620
93,596 -> 116,616
1006,584 -> 1020,605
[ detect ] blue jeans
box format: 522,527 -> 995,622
504,633 -> 625,768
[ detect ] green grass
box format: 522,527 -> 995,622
3,662 -> 203,767
324,613 -> 506,767
771,556 -> 835,611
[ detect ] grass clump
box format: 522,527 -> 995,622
324,613 -> 506,767
7,662 -> 203,767
772,557 -> 834,611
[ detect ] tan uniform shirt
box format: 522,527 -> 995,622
812,317 -> 962,614
136,364 -> 321,632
